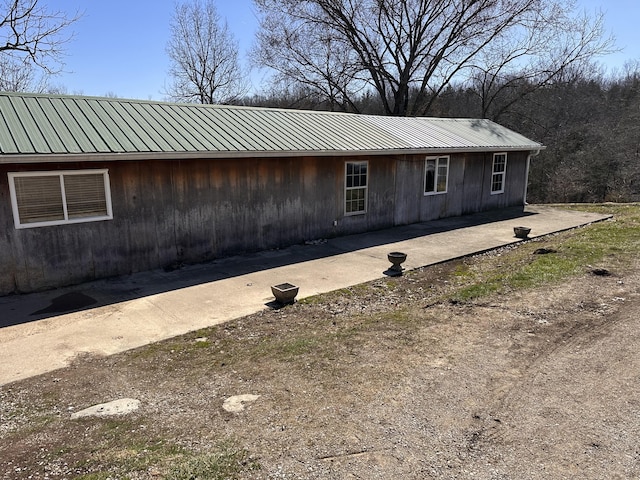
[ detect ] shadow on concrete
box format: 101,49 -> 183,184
0,207 -> 534,328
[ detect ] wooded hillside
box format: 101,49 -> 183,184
242,66 -> 640,204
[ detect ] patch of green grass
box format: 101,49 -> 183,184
331,284 -> 371,297
194,339 -> 211,348
453,263 -> 473,278
62,418 -> 181,475
449,204 -> 640,302
298,295 -> 322,305
75,474 -> 112,480
165,442 -> 259,480
452,279 -> 502,302
248,335 -> 322,361
364,307 -> 424,335
560,202 -> 640,218
381,307 -> 414,324
128,340 -> 187,360
72,430 -> 256,480
275,337 -> 321,356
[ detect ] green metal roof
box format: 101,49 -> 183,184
0,92 -> 543,162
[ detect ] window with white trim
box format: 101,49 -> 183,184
8,170 -> 113,229
424,156 -> 449,194
491,153 -> 507,194
345,161 -> 368,215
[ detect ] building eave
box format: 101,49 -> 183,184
0,145 -> 545,165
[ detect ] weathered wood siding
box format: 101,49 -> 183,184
392,151 -> 529,224
0,150 -> 530,294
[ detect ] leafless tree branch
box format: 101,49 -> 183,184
0,0 -> 80,90
253,0 -> 616,116
165,0 -> 248,104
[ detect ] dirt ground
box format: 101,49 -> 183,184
1,234 -> 639,479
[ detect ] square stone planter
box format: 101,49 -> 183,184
271,283 -> 299,305
513,226 -> 531,239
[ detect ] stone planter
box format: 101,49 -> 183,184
387,251 -> 407,273
271,282 -> 299,304
514,226 -> 531,238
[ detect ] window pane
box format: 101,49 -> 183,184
437,159 -> 448,192
64,174 -> 108,219
426,157 -> 448,193
14,175 -> 65,224
492,173 -> 504,192
425,160 -> 435,192
492,154 -> 506,193
345,162 -> 368,214
437,173 -> 447,192
346,175 -> 353,188
346,187 -> 366,213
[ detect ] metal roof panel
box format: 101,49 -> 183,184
48,97 -> 99,152
0,99 -> 19,154
98,100 -> 155,152
36,98 -> 83,153
0,92 -> 544,159
23,97 -> 68,153
0,96 -> 35,153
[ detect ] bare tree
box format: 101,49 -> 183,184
0,0 -> 79,91
467,6 -> 615,121
0,57 -> 40,91
253,0 -> 615,116
165,0 -> 247,104
252,10 -> 365,111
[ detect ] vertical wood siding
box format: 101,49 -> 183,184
0,151 -> 529,294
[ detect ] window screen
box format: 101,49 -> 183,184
9,170 -> 113,228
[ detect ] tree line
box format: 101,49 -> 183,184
240,66 -> 640,204
2,0 -> 638,203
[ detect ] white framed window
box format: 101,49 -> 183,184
424,156 -> 449,195
345,161 -> 368,215
8,169 -> 113,229
491,153 -> 507,194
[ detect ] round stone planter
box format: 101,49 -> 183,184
514,226 -> 531,238
387,251 -> 407,273
271,282 -> 299,305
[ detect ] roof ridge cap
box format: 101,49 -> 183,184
0,91 -> 374,117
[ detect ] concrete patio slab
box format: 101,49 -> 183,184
0,205 -> 610,385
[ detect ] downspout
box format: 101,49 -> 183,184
523,149 -> 541,206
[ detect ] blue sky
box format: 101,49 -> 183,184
46,0 -> 640,101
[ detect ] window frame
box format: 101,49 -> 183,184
344,161 -> 368,216
491,153 -> 508,195
424,155 -> 449,195
8,169 -> 113,229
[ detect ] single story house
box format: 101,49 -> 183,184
0,92 -> 543,295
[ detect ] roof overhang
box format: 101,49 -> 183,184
0,145 -> 546,165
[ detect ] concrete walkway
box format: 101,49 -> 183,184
0,205 -> 610,385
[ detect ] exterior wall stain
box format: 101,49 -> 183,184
0,151 -> 530,295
